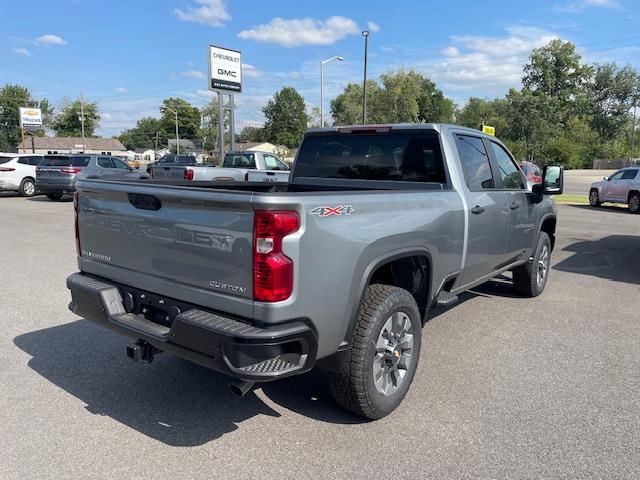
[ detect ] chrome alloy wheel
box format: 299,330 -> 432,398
372,312 -> 414,396
23,180 -> 35,196
537,244 -> 549,286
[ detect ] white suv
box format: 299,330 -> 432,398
0,153 -> 44,197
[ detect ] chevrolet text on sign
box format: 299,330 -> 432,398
208,45 -> 242,93
19,107 -> 42,128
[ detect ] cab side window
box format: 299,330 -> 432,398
621,169 -> 638,180
489,142 -> 525,189
112,158 -> 130,170
97,157 -> 114,168
455,135 -> 495,190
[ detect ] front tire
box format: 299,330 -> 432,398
19,178 -> 36,197
328,284 -> 421,420
628,192 -> 640,214
512,232 -> 551,297
589,189 -> 601,207
46,193 -> 63,201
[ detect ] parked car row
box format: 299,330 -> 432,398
0,153 -> 149,200
589,167 -> 640,213
1,151 -> 290,201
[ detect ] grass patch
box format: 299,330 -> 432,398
553,194 -> 589,205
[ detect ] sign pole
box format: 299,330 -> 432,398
21,127 -> 25,153
218,91 -> 225,163
230,94 -> 235,152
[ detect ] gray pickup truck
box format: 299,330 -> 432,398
66,124 -> 562,419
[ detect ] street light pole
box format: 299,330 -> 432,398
361,30 -> 369,125
632,102 -> 637,161
320,56 -> 344,127
80,92 -> 86,153
165,106 -> 179,154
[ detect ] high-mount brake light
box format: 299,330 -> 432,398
337,125 -> 392,134
253,210 -> 300,302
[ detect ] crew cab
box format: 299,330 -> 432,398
0,153 -> 43,196
151,151 -> 290,183
589,166 -> 640,213
66,124 -> 562,419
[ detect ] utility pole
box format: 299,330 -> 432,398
361,30 -> 370,125
155,131 -> 159,152
80,92 -> 86,153
165,106 -> 179,154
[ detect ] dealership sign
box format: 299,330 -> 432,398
19,107 -> 43,128
208,45 -> 242,93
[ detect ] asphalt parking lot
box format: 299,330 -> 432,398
1,193 -> 639,479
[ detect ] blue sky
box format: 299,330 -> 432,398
1,0 -> 639,137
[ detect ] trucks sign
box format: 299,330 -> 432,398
208,45 -> 242,93
19,107 -> 42,128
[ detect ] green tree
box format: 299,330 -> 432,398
586,63 -> 639,143
53,98 -> 100,137
160,97 -> 201,142
457,97 -> 508,133
522,39 -> 591,126
0,84 -> 54,150
117,117 -> 164,150
237,126 -> 266,143
330,80 -> 382,125
262,87 -> 309,148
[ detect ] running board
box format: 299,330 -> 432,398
435,291 -> 459,307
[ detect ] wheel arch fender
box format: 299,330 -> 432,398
339,245 -> 434,351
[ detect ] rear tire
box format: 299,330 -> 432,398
328,284 -> 421,420
19,178 -> 36,197
589,189 -> 601,207
46,193 -> 63,201
512,232 -> 551,297
628,192 -> 640,214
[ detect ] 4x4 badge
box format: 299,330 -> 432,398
310,205 -> 354,217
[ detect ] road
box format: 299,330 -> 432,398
563,169 -> 615,196
1,194 -> 639,479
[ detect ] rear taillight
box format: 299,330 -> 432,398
61,167 -> 81,174
184,168 -> 194,181
253,210 -> 300,302
73,192 -> 80,256
35,167 -> 41,174
0,167 -> 15,172
244,172 -> 249,182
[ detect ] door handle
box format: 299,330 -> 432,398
471,205 -> 485,214
510,201 -> 521,210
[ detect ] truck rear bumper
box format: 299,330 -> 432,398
66,273 -> 317,381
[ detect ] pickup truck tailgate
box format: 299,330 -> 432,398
76,181 -> 254,301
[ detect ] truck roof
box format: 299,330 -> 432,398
305,123 -> 491,138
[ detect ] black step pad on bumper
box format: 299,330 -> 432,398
66,273 -> 317,381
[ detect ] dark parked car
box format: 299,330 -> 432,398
146,154 -> 197,174
36,154 -> 148,201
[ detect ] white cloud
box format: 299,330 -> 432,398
115,87 -> 128,94
181,70 -> 206,79
13,47 -> 30,56
367,21 -> 380,33
243,64 -> 262,78
556,0 -> 619,12
195,89 -> 216,98
414,26 -> 560,95
238,16 -> 360,47
174,0 -> 230,27
34,34 -> 67,46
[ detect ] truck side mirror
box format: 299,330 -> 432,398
542,165 -> 563,195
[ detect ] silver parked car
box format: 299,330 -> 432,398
589,167 -> 640,213
36,154 -> 148,201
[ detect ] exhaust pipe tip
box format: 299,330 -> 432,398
229,379 -> 255,397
